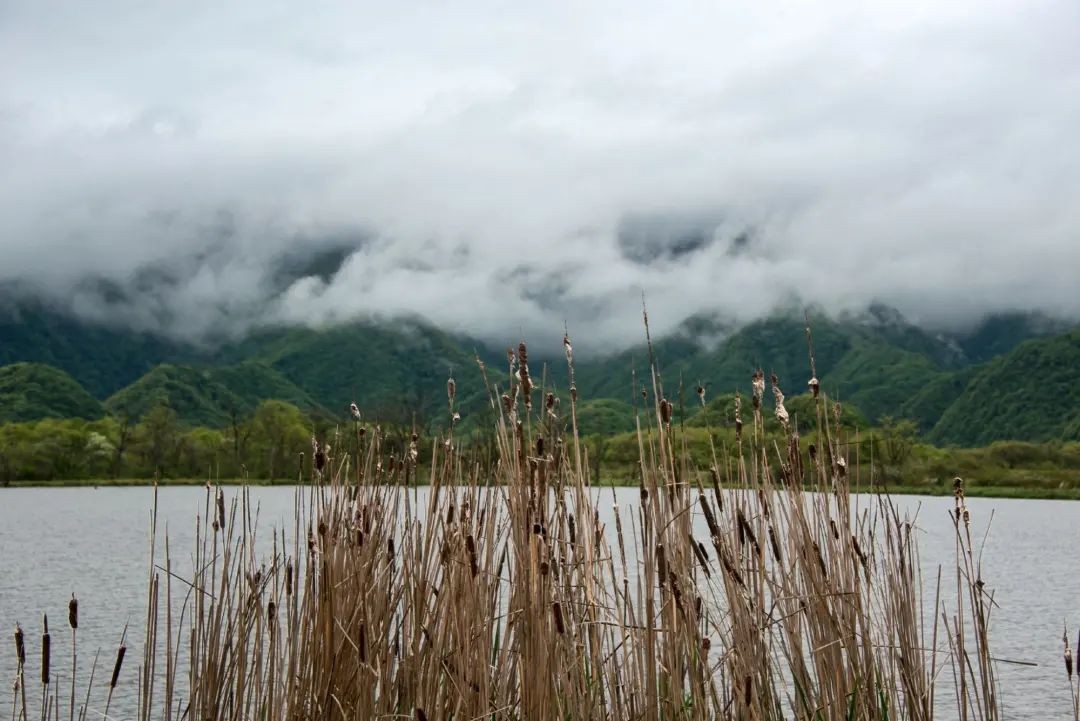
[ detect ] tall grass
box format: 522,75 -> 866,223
12,327 -> 1003,720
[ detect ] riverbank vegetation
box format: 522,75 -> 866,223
3,395 -> 1080,499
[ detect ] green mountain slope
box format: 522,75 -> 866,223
929,331 -> 1080,445
0,297 -> 195,398
0,363 -> 104,422
105,362 -> 323,426
223,320 -> 496,426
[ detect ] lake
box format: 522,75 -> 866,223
0,486 -> 1073,719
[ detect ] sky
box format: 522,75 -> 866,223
2,0 -> 1079,349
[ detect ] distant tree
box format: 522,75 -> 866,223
249,400 -> 309,480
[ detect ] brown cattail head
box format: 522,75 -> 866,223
808,376 -> 820,398
14,624 -> 25,666
536,436 -> 545,456
696,385 -> 705,405
1066,647 -> 1074,678
563,334 -> 573,364
569,385 -> 577,403
447,376 -> 456,406
350,402 -> 361,420
216,489 -> 226,530
41,615 -> 50,685
552,601 -> 565,634
109,644 -> 126,689
545,392 -> 555,411
68,594 -> 78,630
659,399 -> 672,425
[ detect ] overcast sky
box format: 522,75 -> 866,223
3,0 -> 1079,348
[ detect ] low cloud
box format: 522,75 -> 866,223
3,0 -> 1079,351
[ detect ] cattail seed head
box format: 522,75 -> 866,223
659,399 -> 672,425
350,402 -> 361,420
68,594 -> 78,630
552,601 -> 565,634
41,615 -> 50,685
109,644 -> 126,689
808,376 -> 820,398
14,624 -> 25,666
563,334 -> 573,364
1066,647 -> 1074,678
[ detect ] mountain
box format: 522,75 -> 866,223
219,320 -> 499,425
0,363 -> 104,423
103,361 -> 324,427
0,296 -> 195,397
951,311 -> 1074,365
1,296 -> 1078,445
928,331 -> 1080,445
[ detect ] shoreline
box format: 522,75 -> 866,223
5,477 -> 1079,500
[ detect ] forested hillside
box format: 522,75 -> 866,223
0,299 -> 1076,448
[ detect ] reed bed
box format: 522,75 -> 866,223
11,328 -> 1004,720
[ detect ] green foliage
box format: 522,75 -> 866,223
0,363 -> 104,422
929,331 -> 1080,445
104,361 -> 324,426
0,399 -> 316,483
575,399 -> 637,436
0,298 -> 193,397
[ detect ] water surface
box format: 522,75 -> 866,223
0,486 -> 1072,719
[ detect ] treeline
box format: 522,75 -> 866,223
0,399 -> 440,484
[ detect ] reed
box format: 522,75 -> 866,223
7,325 -> 1005,720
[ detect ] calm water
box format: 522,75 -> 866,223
0,486 -> 1073,719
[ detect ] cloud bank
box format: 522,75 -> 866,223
3,0 -> 1079,349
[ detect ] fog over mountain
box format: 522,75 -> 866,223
3,1 -> 1079,349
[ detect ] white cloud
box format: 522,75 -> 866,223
2,0 -> 1079,349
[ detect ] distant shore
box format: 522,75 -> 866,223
5,476 -> 1080,500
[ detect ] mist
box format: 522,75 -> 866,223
3,0 -> 1079,350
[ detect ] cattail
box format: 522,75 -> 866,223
656,544 -> 668,588
744,676 -> 752,706
447,376 -> 456,406
772,376 -> 789,427
415,709 -> 428,721
563,334 -> 573,364
314,445 -> 327,473
536,436 -> 544,456
1066,647 -> 1074,678
67,594 -> 78,630
552,602 -> 565,634
517,342 -> 532,409
109,644 -> 126,688
350,402 -> 361,420
699,495 -> 720,538
41,615 -> 50,685
768,526 -> 783,563
808,376 -> 820,398
285,561 -> 294,596
14,623 -> 25,666
216,489 -> 226,530
465,535 -> 478,578
751,370 -> 765,409
659,398 -> 672,425
569,385 -> 577,403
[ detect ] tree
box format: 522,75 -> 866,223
135,403 -> 181,476
249,400 -> 309,480
873,416 -> 918,482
